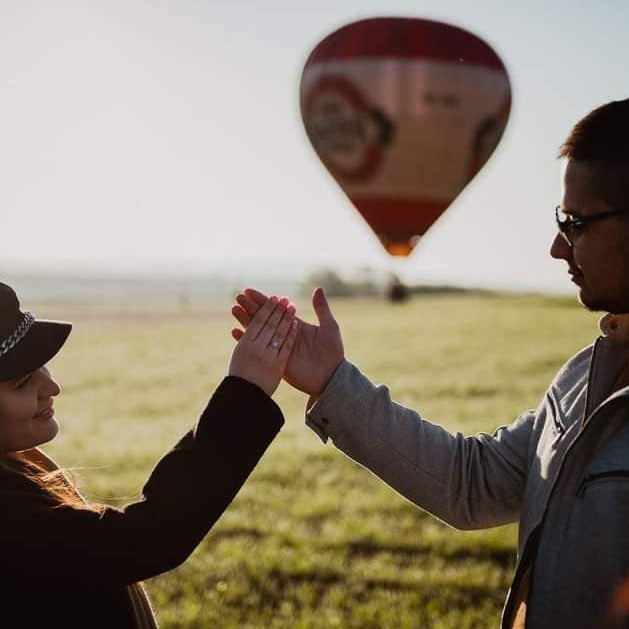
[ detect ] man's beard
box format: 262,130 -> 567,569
579,290 -> 629,315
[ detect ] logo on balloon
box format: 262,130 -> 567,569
303,76 -> 394,182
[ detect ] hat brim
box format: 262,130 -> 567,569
0,320 -> 72,381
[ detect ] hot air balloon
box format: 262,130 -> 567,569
300,17 -> 511,257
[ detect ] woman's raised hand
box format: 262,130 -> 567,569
227,296 -> 299,397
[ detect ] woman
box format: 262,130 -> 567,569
0,280 -> 297,628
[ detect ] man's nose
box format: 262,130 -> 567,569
550,232 -> 571,260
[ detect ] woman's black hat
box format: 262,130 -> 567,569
0,282 -> 71,381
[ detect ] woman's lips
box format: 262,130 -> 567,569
569,269 -> 584,285
33,406 -> 54,421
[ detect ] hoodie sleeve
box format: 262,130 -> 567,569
306,360 -> 532,530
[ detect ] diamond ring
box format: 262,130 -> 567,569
270,340 -> 281,351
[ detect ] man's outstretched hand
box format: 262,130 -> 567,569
231,287 -> 344,397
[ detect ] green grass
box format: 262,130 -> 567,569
37,294 -> 599,628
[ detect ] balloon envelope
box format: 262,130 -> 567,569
300,17 -> 511,256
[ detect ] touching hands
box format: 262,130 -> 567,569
231,287 -> 344,397
228,296 -> 298,397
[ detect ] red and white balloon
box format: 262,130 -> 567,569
300,17 -> 511,256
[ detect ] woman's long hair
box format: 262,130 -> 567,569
0,452 -> 96,510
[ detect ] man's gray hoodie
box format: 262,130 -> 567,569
306,314 -> 629,628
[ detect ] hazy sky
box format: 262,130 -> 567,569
1,0 -> 628,292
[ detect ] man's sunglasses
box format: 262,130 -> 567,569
555,205 -> 629,245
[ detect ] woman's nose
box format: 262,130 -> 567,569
38,366 -> 61,397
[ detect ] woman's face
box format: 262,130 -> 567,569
0,366 -> 61,454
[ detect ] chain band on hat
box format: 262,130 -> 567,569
0,312 -> 35,358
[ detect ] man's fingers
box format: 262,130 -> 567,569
235,293 -> 260,318
231,328 -> 244,341
232,304 -> 251,327
244,288 -> 268,306
312,287 -> 336,326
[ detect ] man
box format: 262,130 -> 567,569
232,98 -> 629,628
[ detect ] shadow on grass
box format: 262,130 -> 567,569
341,539 -> 516,569
208,528 -> 516,570
210,526 -> 264,540
241,566 -> 505,608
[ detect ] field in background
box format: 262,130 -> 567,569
37,294 -> 599,628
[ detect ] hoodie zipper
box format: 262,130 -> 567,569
545,393 -> 565,448
582,337 -> 602,425
577,470 -> 629,497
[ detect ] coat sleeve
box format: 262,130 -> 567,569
0,376 -> 284,585
306,360 -> 533,530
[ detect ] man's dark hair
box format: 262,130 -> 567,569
559,98 -> 629,205
559,98 -> 629,162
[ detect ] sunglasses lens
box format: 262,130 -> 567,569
556,207 -> 569,223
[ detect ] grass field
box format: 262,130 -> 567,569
36,293 -> 599,628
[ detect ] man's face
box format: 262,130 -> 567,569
550,159 -> 629,313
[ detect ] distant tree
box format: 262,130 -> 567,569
351,266 -> 380,296
299,268 -> 352,297
299,267 -> 382,298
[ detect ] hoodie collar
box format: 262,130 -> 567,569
599,313 -> 629,344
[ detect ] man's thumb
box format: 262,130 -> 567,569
312,287 -> 336,326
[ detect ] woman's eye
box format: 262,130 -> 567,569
16,375 -> 32,389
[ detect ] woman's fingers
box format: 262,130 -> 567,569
244,296 -> 279,340
266,304 -> 296,351
257,299 -> 290,347
228,296 -> 298,397
232,290 -> 286,331
278,318 -> 299,361
231,294 -> 292,345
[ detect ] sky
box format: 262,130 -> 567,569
1,0 -> 628,293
